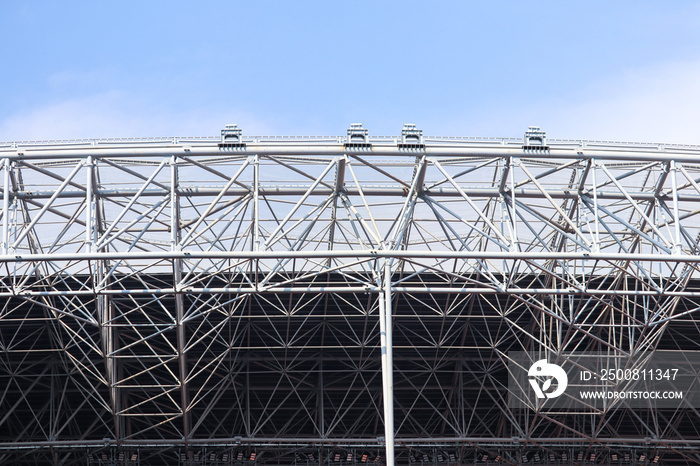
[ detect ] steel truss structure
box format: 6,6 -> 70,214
2,125 -> 700,465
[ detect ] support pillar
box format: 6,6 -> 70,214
378,260 -> 394,466
2,158 -> 9,255
171,156 -> 191,453
90,156 -> 122,439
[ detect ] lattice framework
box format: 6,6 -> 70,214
1,131 -> 700,464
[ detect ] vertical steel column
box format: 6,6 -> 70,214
91,157 -> 121,439
252,155 -> 260,298
318,357 -> 325,465
591,159 -> 601,250
172,156 -> 191,448
2,158 -> 9,255
253,155 -> 259,252
378,260 -> 395,466
327,156 -> 345,266
510,157 -> 518,250
85,157 -> 94,252
671,161 -> 682,253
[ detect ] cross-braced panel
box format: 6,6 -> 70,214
1,130 -> 700,465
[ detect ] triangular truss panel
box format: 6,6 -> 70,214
1,131 -> 700,464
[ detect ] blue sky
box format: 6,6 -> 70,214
2,1 -> 700,143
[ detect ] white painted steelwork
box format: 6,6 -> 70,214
1,127 -> 700,465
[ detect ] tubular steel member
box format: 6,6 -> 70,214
1,126 -> 700,464
377,260 -> 395,466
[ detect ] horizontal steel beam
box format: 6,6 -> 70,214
3,141 -> 700,164
0,249 -> 696,263
1,286 -> 697,298
7,186 -> 699,202
0,436 -> 698,450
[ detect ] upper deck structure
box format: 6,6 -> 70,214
1,125 -> 700,464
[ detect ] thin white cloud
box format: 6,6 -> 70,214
543,60 -> 700,145
0,90 -> 274,142
5,60 -> 700,145
465,60 -> 700,145
1,91 -> 140,141
46,69 -> 115,90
